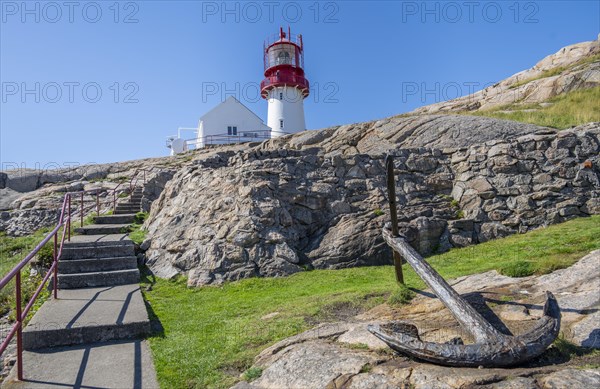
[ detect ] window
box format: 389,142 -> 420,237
279,120 -> 284,130
227,126 -> 238,135
227,126 -> 232,135
279,92 -> 283,100
276,51 -> 291,65
233,126 -> 237,135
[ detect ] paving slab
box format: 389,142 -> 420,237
2,340 -> 159,389
23,285 -> 150,349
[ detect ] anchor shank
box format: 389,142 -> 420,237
383,228 -> 505,344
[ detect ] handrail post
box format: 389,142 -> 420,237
113,191 -> 116,213
67,195 -> 71,241
96,192 -> 99,216
15,270 -> 23,381
53,234 -> 58,299
385,155 -> 404,285
80,192 -> 84,227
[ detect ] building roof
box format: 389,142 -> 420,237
199,96 -> 266,124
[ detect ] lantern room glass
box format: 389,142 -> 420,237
266,43 -> 302,69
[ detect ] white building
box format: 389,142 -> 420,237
195,96 -> 272,148
167,28 -> 310,155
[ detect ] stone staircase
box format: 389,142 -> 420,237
3,186 -> 158,388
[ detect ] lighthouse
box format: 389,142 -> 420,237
261,27 -> 309,138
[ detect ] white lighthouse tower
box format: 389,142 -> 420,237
261,27 -> 310,138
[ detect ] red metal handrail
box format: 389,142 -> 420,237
0,168 -> 153,381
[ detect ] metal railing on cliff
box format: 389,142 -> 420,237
0,167 -> 155,381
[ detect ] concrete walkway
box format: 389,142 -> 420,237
3,188 -> 159,388
4,341 -> 158,389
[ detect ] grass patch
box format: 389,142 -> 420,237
142,216 -> 600,389
359,363 -> 372,373
467,86 -> 600,129
0,228 -> 55,318
129,228 -> 147,246
134,211 -> 149,224
128,212 -> 149,245
242,367 -> 262,382
509,53 -> 600,89
346,343 -> 370,350
499,260 -> 535,277
387,284 -> 415,306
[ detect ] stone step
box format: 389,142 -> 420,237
58,256 -> 138,274
22,285 -> 151,350
116,203 -> 141,210
63,234 -> 132,248
60,244 -> 135,260
95,214 -> 136,224
74,224 -> 131,235
114,208 -> 140,215
58,268 -> 140,289
116,203 -> 141,208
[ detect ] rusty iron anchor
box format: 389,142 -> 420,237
368,156 -> 561,367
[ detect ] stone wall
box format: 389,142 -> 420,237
143,124 -> 600,286
451,125 -> 600,243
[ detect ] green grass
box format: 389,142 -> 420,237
387,284 -> 415,306
142,216 -> 600,389
509,53 -> 600,89
500,260 -> 534,277
468,86 -> 600,129
241,367 -> 262,382
0,228 -> 54,317
128,212 -> 149,245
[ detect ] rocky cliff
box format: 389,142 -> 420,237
143,122 -> 600,286
410,38 -> 599,114
3,39 -> 599,289
0,156 -> 187,236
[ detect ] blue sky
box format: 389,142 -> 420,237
1,1 -> 598,168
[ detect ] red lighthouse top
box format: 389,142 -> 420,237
261,27 -> 310,99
